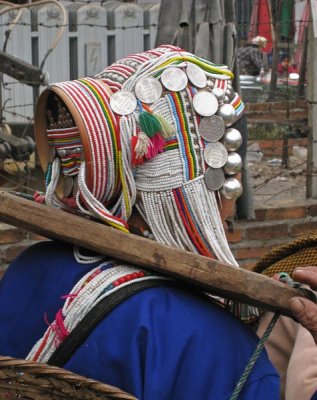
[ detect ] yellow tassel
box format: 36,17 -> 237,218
154,114 -> 175,138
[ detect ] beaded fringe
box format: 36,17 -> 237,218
139,177 -> 238,267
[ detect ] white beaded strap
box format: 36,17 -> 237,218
27,262 -> 169,363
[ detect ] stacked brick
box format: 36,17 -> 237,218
229,204 -> 317,270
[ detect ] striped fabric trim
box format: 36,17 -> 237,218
167,92 -> 198,181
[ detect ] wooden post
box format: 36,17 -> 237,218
306,0 -> 317,198
0,190 -> 314,317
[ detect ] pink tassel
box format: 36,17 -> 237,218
145,133 -> 165,160
52,309 -> 69,342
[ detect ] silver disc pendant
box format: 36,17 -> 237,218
193,91 -> 218,117
199,115 -> 225,142
135,77 -> 162,104
110,91 -> 137,115
204,167 -> 225,191
222,128 -> 243,151
223,152 -> 242,175
186,63 -> 207,88
160,67 -> 188,92
204,142 -> 228,168
220,177 -> 243,200
217,104 -> 236,125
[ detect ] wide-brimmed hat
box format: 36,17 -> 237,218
251,36 -> 268,48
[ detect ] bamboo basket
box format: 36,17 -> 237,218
0,356 -> 137,400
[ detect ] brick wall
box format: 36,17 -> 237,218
248,137 -> 308,158
228,203 -> 317,270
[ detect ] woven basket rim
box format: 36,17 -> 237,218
254,231 -> 317,274
0,355 -> 137,400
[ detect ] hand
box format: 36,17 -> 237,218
289,267 -> 317,344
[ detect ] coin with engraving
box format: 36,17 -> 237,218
204,142 -> 228,168
135,77 -> 162,104
199,115 -> 225,142
160,67 -> 188,91
204,167 -> 225,191
223,152 -> 242,175
110,90 -> 137,115
186,63 -> 207,88
217,104 -> 236,125
193,91 -> 218,117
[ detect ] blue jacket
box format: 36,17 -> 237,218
0,241 -> 279,399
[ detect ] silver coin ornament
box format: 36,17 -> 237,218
220,177 -> 243,200
222,128 -> 243,151
204,141 -> 228,168
193,91 -> 218,117
186,63 -> 207,88
161,67 -> 188,92
204,167 -> 225,191
223,152 -> 242,175
135,76 -> 162,104
199,115 -> 225,142
217,104 -> 236,125
110,91 -> 137,115
212,87 -> 225,103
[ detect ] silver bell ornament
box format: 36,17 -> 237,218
212,88 -> 225,103
222,128 -> 243,151
223,152 -> 242,175
217,104 -> 236,125
220,177 -> 243,200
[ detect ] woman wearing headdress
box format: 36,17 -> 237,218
0,46 -> 279,399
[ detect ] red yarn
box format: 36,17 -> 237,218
145,133 -> 164,160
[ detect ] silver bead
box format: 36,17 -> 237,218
223,152 -> 242,175
217,104 -> 236,125
212,88 -> 225,104
220,177 -> 243,200
206,79 -> 214,88
222,128 -> 243,151
57,148 -> 67,157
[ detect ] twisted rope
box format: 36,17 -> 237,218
229,312 -> 280,400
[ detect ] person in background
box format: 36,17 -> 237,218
277,55 -> 297,76
237,36 -> 268,76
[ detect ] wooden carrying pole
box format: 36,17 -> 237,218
0,190 -> 314,316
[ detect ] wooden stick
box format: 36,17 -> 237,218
0,190 -> 313,316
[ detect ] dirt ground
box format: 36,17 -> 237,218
247,146 -> 310,209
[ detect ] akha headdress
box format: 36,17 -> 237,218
34,45 -> 245,267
